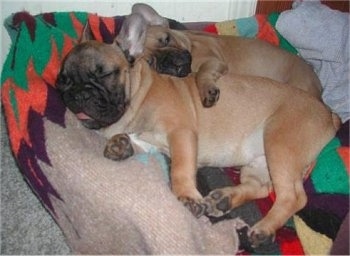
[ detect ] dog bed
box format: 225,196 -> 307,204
1,5 -> 349,255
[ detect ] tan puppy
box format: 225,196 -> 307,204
56,35 -> 339,248
123,3 -> 322,107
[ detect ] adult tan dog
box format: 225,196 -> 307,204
56,24 -> 339,248
117,3 -> 322,107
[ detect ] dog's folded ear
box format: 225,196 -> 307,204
115,13 -> 147,64
132,3 -> 186,30
131,3 -> 169,28
80,22 -> 96,43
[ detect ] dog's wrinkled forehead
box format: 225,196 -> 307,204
62,41 -> 128,78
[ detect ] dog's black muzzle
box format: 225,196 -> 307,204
56,74 -> 127,130
150,49 -> 192,77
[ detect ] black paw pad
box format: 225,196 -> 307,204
202,189 -> 233,217
209,190 -> 231,213
215,196 -> 230,212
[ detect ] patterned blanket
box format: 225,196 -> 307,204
1,11 -> 349,255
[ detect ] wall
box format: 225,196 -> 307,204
1,0 -> 257,65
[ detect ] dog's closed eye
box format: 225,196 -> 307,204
99,69 -> 120,79
92,67 -> 120,80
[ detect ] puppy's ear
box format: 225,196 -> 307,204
115,13 -> 147,64
80,22 -> 95,43
131,3 -> 169,28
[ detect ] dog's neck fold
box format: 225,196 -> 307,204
101,60 -> 153,138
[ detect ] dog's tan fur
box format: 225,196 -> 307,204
58,7 -> 338,248
128,2 -> 321,106
76,40 -> 339,247
143,26 -> 322,107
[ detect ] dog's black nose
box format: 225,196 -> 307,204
154,48 -> 192,77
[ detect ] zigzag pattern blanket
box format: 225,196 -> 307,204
1,11 -> 349,255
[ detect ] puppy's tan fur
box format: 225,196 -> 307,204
77,40 -> 340,247
143,26 -> 322,107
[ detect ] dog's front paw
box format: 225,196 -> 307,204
104,133 -> 134,160
202,188 -> 233,217
178,196 -> 207,218
202,86 -> 220,108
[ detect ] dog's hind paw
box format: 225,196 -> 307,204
202,188 -> 233,217
202,86 -> 220,108
249,229 -> 275,250
104,133 -> 134,161
237,226 -> 277,254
